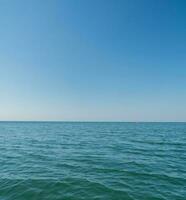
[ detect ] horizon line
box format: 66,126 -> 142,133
0,120 -> 186,123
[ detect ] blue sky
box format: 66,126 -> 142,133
0,0 -> 186,121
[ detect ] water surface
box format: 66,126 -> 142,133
0,122 -> 185,199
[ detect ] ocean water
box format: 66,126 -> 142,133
0,122 -> 185,200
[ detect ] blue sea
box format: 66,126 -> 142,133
0,122 -> 185,200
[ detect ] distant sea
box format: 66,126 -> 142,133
0,122 -> 185,200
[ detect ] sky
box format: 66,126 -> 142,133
0,0 -> 186,121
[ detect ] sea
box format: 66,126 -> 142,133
0,122 -> 185,200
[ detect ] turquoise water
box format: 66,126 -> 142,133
0,122 -> 185,200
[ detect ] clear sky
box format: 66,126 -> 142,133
0,0 -> 186,121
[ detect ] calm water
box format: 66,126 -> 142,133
0,122 -> 185,200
